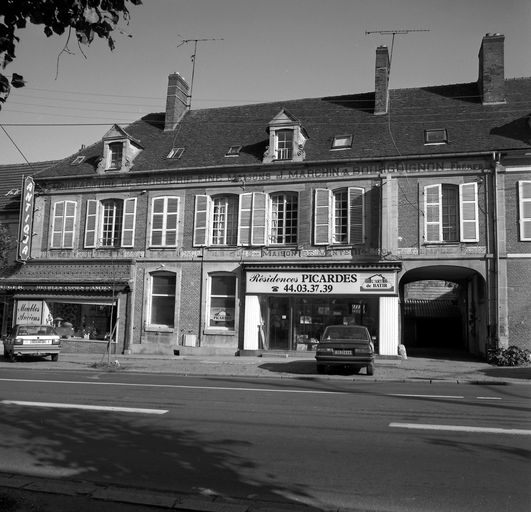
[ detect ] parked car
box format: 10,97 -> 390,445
315,325 -> 374,375
3,325 -> 61,361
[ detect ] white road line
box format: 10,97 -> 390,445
387,393 -> 464,399
389,422 -> 531,436
477,396 -> 502,400
1,400 -> 168,415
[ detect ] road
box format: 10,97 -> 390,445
0,368 -> 530,511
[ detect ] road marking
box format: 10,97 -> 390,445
477,396 -> 502,400
388,393 -> 464,399
389,422 -> 531,436
1,400 -> 168,415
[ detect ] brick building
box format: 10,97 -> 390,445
1,33 -> 530,357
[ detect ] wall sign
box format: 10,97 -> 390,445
246,271 -> 396,295
18,176 -> 35,262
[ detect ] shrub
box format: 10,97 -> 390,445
487,345 -> 531,366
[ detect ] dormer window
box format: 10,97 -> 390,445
98,124 -> 143,174
424,129 -> 448,145
108,142 -> 124,169
263,109 -> 308,163
331,134 -> 353,150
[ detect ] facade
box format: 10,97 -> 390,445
1,33 -> 530,357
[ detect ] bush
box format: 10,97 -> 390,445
487,345 -> 531,366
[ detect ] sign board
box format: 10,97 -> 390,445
15,300 -> 48,325
18,176 -> 35,262
246,271 -> 396,295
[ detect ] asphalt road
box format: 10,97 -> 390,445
0,368 -> 530,512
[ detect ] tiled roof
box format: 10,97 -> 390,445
38,78 -> 531,179
0,161 -> 57,212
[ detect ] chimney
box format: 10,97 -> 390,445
164,73 -> 190,131
374,45 -> 390,115
478,33 -> 505,105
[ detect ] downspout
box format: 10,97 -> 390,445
492,152 -> 501,349
484,167 -> 492,349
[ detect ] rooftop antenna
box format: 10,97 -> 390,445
176,36 -> 224,109
365,29 -> 430,70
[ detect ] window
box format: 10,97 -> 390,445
314,188 -> 365,245
149,272 -> 176,327
276,130 -> 293,160
211,195 -> 238,245
270,192 -> 298,244
51,201 -> 77,249
331,134 -> 353,150
208,274 -> 236,330
225,145 -> 242,157
424,129 -> 448,145
167,147 -> 185,159
424,183 -> 478,242
84,198 -> 136,248
150,197 -> 179,247
519,181 -> 531,241
107,142 -> 123,169
71,156 -> 85,165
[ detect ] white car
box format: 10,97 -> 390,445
3,325 -> 61,361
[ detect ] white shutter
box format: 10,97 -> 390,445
314,188 -> 331,245
84,199 -> 98,248
519,181 -> 531,241
459,182 -> 478,242
121,197 -> 137,247
424,184 -> 442,242
63,201 -> 77,248
251,192 -> 267,246
238,193 -> 252,246
51,201 -> 64,249
193,195 -> 210,246
348,187 -> 365,245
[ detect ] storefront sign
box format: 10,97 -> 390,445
15,300 -> 52,325
18,176 -> 35,262
246,271 -> 396,295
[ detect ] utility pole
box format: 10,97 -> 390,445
176,36 -> 224,109
365,29 -> 429,69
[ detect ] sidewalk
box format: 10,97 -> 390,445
2,351 -> 530,384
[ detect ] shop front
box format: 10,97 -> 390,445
242,264 -> 401,356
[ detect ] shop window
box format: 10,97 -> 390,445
149,272 -> 176,327
84,197 -> 137,248
208,274 -> 236,330
314,187 -> 365,245
424,183 -> 478,243
270,192 -> 298,245
51,200 -> 77,249
519,181 -> 531,241
150,196 -> 179,247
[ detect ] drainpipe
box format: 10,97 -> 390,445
492,152 -> 501,349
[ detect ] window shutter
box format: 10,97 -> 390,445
238,193 -> 252,246
459,182 -> 478,242
63,201 -> 77,248
519,181 -> 531,241
165,197 -> 179,246
314,188 -> 331,245
424,184 -> 442,242
84,199 -> 98,248
121,197 -> 137,247
51,202 -> 64,249
348,187 -> 365,245
251,192 -> 267,246
193,195 -> 210,246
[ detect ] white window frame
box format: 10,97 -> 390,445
106,141 -> 124,170
51,200 -> 77,249
148,271 -> 176,328
150,196 -> 180,247
519,180 -> 531,241
206,273 -> 237,332
269,192 -> 298,245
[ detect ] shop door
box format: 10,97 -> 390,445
269,297 -> 291,350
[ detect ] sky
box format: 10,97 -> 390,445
0,0 -> 530,165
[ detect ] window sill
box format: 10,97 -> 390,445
145,325 -> 174,333
203,329 -> 236,336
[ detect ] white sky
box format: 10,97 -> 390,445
0,0 -> 530,165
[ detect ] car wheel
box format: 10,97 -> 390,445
51,354 -> 59,362
316,364 -> 326,374
366,363 -> 374,376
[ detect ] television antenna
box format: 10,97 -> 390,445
176,36 -> 224,109
365,29 -> 429,69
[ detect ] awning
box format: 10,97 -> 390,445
403,299 -> 460,318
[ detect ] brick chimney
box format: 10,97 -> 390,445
164,73 -> 190,131
374,45 -> 390,115
478,33 -> 505,105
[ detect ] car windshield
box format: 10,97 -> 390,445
16,325 -> 56,336
322,326 -> 369,341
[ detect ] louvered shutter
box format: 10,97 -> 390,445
459,182 -> 478,242
193,195 -> 210,246
424,184 -> 442,242
51,202 -> 64,249
121,197 -> 137,247
519,181 -> 531,241
84,199 -> 98,248
314,188 -> 331,245
238,193 -> 252,246
348,187 -> 365,245
63,201 -> 77,248
251,192 -> 267,246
